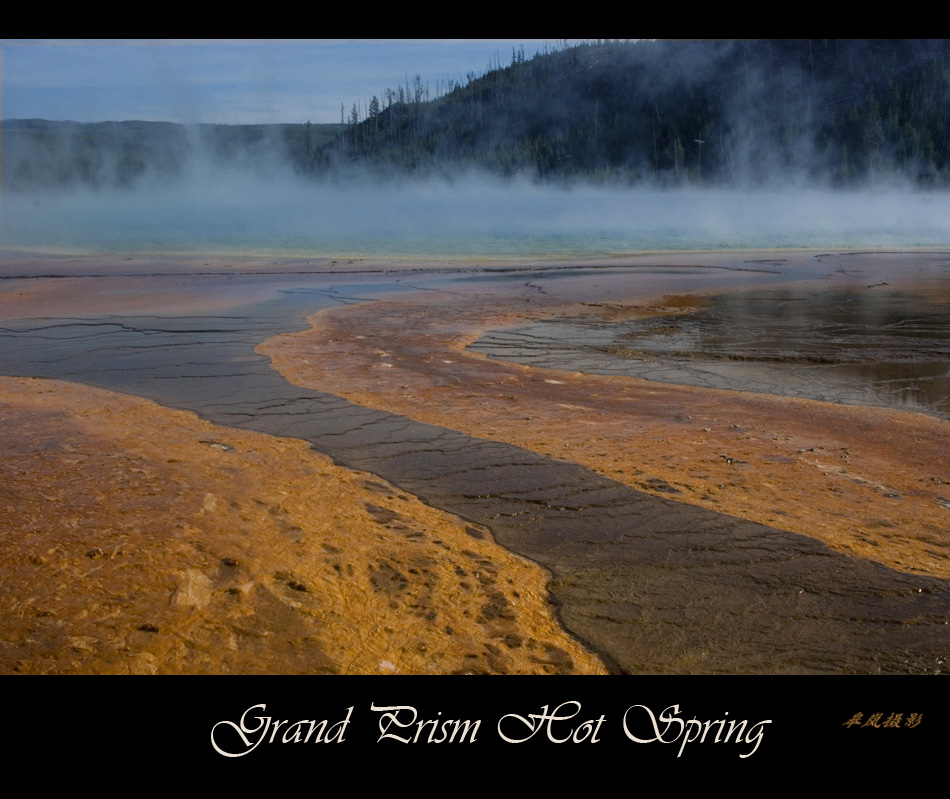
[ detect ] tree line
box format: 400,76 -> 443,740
323,39 -> 950,186
7,40 -> 950,190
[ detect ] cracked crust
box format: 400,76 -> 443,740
0,376 -> 606,675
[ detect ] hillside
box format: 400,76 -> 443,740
327,39 -> 950,186
6,40 -> 950,190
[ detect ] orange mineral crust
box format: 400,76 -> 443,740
260,282 -> 950,581
0,376 -> 606,675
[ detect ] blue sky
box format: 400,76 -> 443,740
1,39 -> 560,125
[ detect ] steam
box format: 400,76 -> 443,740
5,167 -> 950,257
4,103 -> 950,257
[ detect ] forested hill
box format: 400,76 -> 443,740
6,40 -> 950,190
325,39 -> 950,186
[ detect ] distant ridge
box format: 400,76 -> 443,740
2,119 -> 341,191
6,40 -> 950,189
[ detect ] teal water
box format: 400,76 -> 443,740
5,181 -> 950,256
5,178 -> 950,418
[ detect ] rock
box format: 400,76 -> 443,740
170,569 -> 214,609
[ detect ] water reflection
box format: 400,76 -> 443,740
472,288 -> 950,419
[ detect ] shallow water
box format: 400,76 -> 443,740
1,269 -> 948,674
472,286 -> 950,419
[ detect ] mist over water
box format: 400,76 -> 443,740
5,170 -> 950,256
5,157 -> 950,418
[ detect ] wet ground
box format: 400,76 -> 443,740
472,284 -> 950,419
1,250 -> 948,673
0,376 -> 604,675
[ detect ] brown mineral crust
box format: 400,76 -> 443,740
259,280 -> 950,581
0,376 -> 606,675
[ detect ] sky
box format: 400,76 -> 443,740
0,39 -> 560,125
